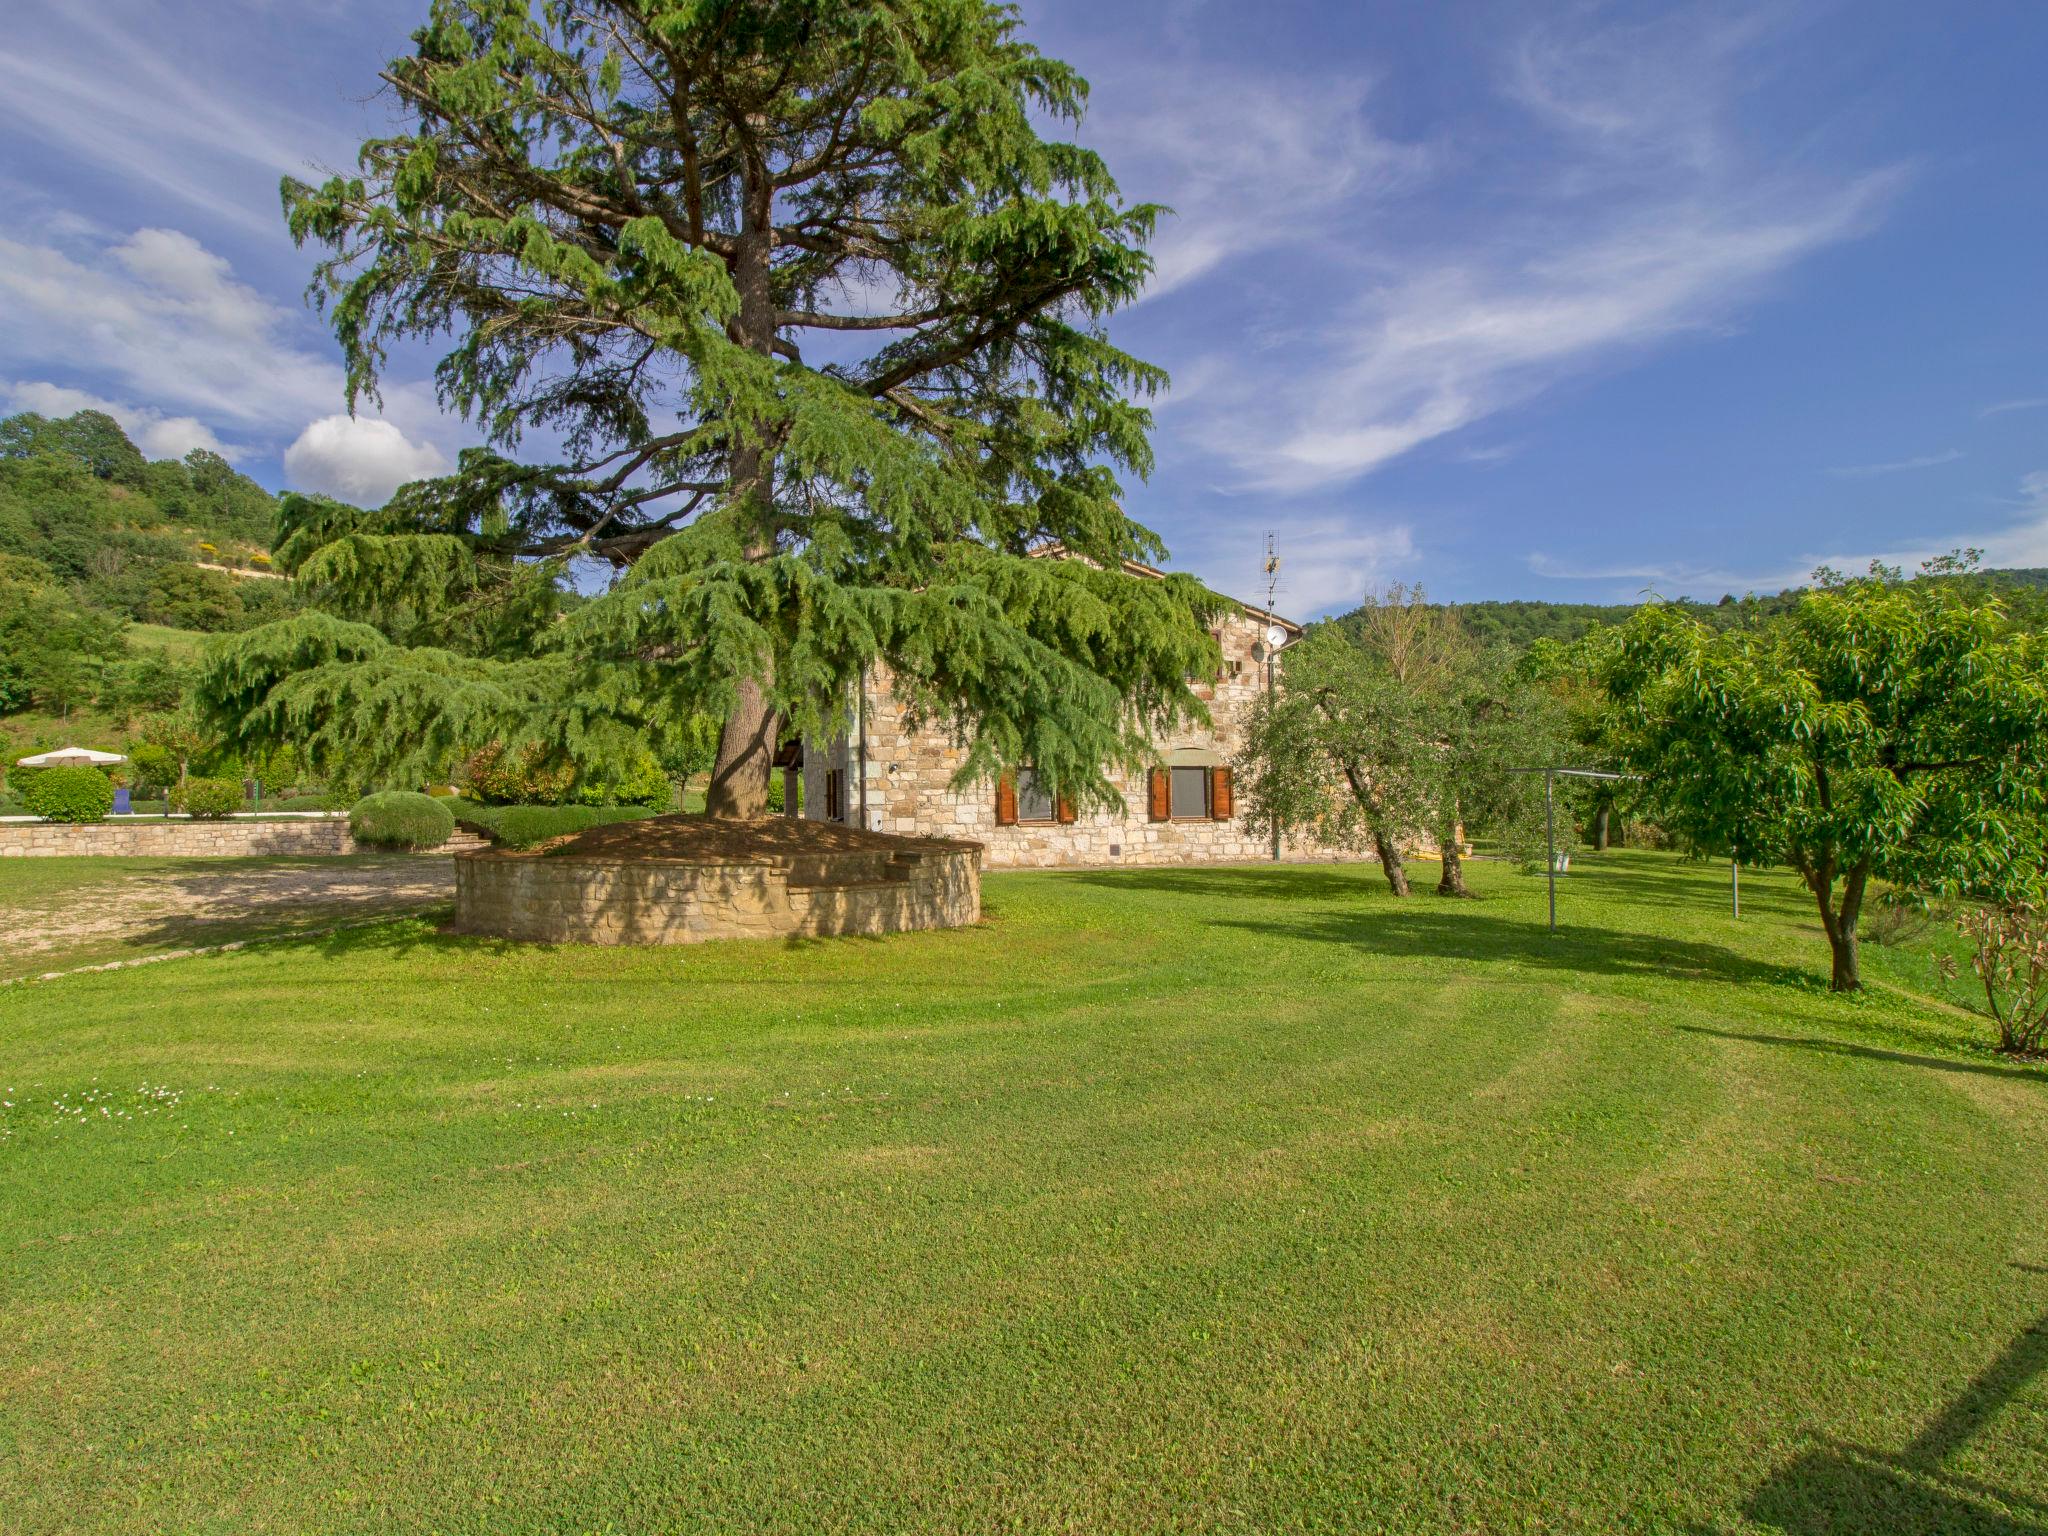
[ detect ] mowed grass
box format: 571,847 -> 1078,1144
1,851 -> 2044,1534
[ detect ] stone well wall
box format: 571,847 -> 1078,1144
0,817 -> 358,858
452,841 -> 981,945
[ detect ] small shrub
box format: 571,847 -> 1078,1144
570,751 -> 673,809
173,777 -> 244,819
1939,903 -> 2048,1057
24,764 -> 114,823
1863,894 -> 1942,949
126,742 -> 180,796
350,790 -> 455,850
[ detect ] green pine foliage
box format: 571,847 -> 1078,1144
349,790 -> 456,850
215,0 -> 1226,817
22,764 -> 115,823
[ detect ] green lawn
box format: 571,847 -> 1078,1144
123,622 -> 213,662
1,851 -> 2043,1533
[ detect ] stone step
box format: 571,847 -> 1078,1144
786,869 -> 914,893
437,831 -> 494,855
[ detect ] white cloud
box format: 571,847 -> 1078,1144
0,228 -> 341,430
1086,71 -> 1435,302
1829,448 -> 1965,477
0,225 -> 461,478
1185,518 -> 1419,619
285,415 -> 450,507
3,381 -> 232,461
1173,9 -> 1906,495
1982,397 -> 2048,418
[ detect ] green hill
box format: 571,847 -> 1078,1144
0,408 -> 299,748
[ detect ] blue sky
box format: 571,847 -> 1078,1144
1,0 -> 2043,618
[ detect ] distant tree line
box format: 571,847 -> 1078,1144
1342,569 -> 2048,650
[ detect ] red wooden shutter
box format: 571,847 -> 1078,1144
994,772 -> 1018,826
1147,767 -> 1170,822
1210,766 -> 1234,821
1056,794 -> 1077,824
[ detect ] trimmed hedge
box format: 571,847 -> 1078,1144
173,777 -> 243,819
24,765 -> 114,823
350,791 -> 455,850
455,803 -> 655,851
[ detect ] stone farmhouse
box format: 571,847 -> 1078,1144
794,560 -> 1363,870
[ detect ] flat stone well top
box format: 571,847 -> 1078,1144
468,814 -> 982,865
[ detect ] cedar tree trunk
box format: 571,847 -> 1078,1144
702,146 -> 781,820
1591,800 -> 1611,852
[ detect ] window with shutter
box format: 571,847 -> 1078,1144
1169,765 -> 1210,819
1210,766 -> 1234,820
1015,768 -> 1057,824
994,772 -> 1018,826
1147,767 -> 1170,822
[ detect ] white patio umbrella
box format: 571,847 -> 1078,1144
14,746 -> 127,767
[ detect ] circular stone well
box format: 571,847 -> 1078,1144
453,815 -> 983,946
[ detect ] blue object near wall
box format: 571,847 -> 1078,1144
112,787 -> 131,815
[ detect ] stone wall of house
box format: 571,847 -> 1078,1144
452,843 -> 981,945
856,609 -> 1374,870
0,816 -> 358,858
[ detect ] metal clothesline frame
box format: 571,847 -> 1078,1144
1507,767 -> 1641,933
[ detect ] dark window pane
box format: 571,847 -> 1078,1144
1170,766 -> 1209,819
1017,768 -> 1056,823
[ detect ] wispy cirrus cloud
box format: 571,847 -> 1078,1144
1085,69 -> 1436,303
1172,7 -> 1908,496
1982,397 -> 2048,417
1828,448 -> 1964,477
0,6 -> 343,234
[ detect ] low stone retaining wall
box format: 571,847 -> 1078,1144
453,840 -> 981,945
0,817 -> 358,858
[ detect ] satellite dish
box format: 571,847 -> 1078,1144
1265,625 -> 1287,650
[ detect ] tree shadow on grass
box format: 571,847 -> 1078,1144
1678,1025 -> 2048,1083
1069,865 -> 1800,985
1728,1309 -> 2048,1535
1058,863 -> 1399,906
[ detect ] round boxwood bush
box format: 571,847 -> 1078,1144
173,776 -> 244,819
349,790 -> 455,850
24,764 -> 114,823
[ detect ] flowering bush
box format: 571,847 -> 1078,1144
460,741 -> 575,806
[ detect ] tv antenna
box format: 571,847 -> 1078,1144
1261,532 -> 1283,859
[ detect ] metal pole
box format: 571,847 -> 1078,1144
1544,769 -> 1557,933
855,667 -> 869,831
1732,860 -> 1739,918
1267,641 -> 1281,861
